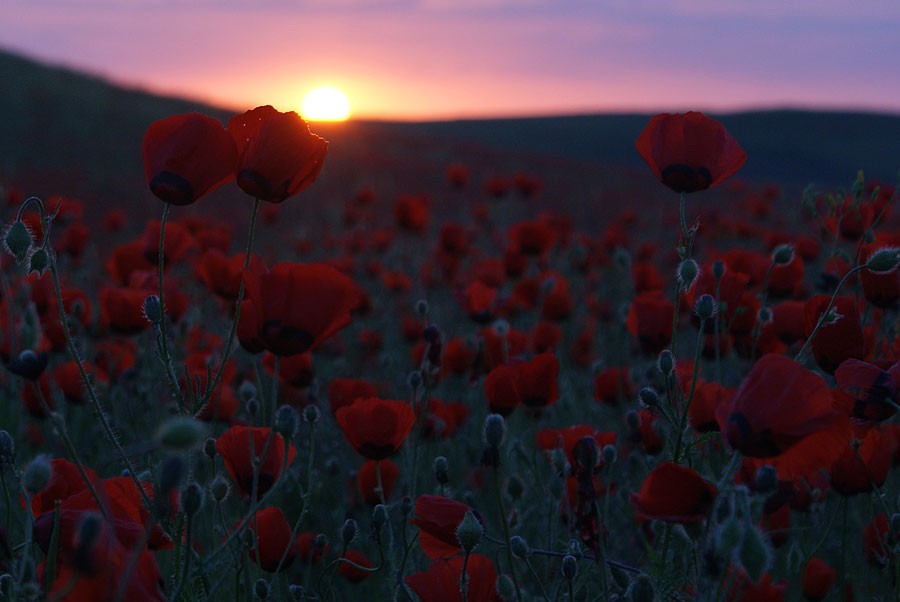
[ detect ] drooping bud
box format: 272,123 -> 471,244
246,398 -> 260,417
73,512 -> 103,569
6,349 -> 49,381
866,247 -> 900,273
638,387 -> 659,408
181,482 -> 204,517
757,306 -> 773,326
3,220 -> 32,263
238,381 -> 257,403
26,248 -> 50,277
562,555 -> 577,580
203,437 -> 218,459
510,535 -> 530,559
656,349 -> 674,377
694,294 -> 717,321
289,585 -> 305,601
407,370 -> 422,390
22,454 -> 52,493
143,294 -> 163,326
626,410 -> 641,431
456,510 -> 484,553
496,574 -> 516,601
210,476 -> 230,503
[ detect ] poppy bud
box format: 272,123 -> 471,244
210,476 -> 230,502
754,465 -> 777,493
613,247 -> 631,271
757,306 -> 773,325
656,350 -> 674,376
143,294 -> 163,326
456,510 -> 484,553
27,248 -> 49,277
342,518 -> 358,544
275,405 -> 298,438
550,475 -> 565,499
507,474 -> 524,501
694,294 -> 717,321
22,454 -> 51,493
772,244 -> 794,266
891,513 -> 900,535
158,416 -> 206,450
182,482 -> 203,517
0,574 -> 9,598
602,444 -> 617,465
247,398 -> 260,417
238,381 -> 257,402
415,299 -> 429,317
2,220 -> 32,263
254,578 -> 269,600
638,387 -> 659,408
611,565 -> 630,589
433,456 -> 449,485
483,414 -> 506,448
715,517 -> 742,559
865,247 -> 900,273
204,437 -> 218,459
302,404 -> 320,424
510,535 -> 530,559
316,533 -> 328,549
0,431 -> 14,463
712,260 -> 725,279
74,512 -> 102,571
289,585 -> 304,601
626,410 -> 640,431
401,496 -> 414,517
573,437 -> 599,471
562,555 -> 577,580
630,575 -> 655,602
372,504 -> 388,529
423,324 -> 441,345
159,453 -> 185,493
739,526 -> 772,581
7,349 -> 49,380
496,574 -> 516,601
408,370 -> 422,390
678,259 -> 698,290
494,319 -> 510,337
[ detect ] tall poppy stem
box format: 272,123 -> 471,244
493,465 -> 523,601
673,317 -> 706,464
156,203 -> 186,412
196,198 -> 261,417
794,264 -> 865,363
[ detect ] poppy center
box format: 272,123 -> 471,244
660,164 -> 712,193
150,171 -> 195,206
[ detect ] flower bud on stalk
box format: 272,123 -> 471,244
3,220 -> 32,263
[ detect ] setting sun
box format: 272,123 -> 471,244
300,86 -> 351,121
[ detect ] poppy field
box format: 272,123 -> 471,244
1,101 -> 899,602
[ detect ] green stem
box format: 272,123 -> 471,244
170,514 -> 194,602
795,265 -> 866,362
493,465 -> 523,601
673,317 -> 706,464
156,203 -> 185,412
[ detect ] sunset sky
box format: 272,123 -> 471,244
3,0 -> 899,120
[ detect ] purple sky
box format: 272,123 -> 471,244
3,0 -> 899,119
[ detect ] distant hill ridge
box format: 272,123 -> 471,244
2,47 -> 899,208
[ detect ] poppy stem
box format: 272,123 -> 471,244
459,551 -> 470,602
679,191 -> 688,244
156,203 -> 186,413
170,514 -> 194,602
524,556 -> 551,602
493,465 -> 523,601
794,264 -> 866,363
673,317 -> 706,465
196,198 -> 261,417
273,421 -> 317,579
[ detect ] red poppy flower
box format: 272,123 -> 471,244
52,361 -> 104,405
834,358 -> 900,422
98,285 -> 153,335
484,364 -> 521,416
28,458 -> 99,516
194,249 -> 264,300
143,112 -> 238,206
636,112 -> 746,193
723,570 -> 787,602
393,194 -> 430,232
411,495 -> 482,559
803,557 -> 836,601
629,462 -> 717,523
535,425 -> 617,471
406,554 -> 501,602
508,219 -> 557,256
829,426 -> 891,496
860,243 -> 900,308
294,532 -> 327,563
338,550 -> 373,582
106,240 -> 155,286
238,261 -> 361,357
458,280 -> 499,324
626,292 -> 674,355
516,352 -> 559,409
593,367 -> 636,405
803,295 -> 865,374
215,426 -> 296,498
629,409 -> 665,455
141,219 -> 196,266
335,398 -> 416,460
357,459 -> 399,506
228,105 -> 328,203
240,507 -> 294,572
688,380 -> 733,433
864,513 -> 894,566
327,378 -> 378,414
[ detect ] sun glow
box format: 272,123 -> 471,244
300,86 -> 351,121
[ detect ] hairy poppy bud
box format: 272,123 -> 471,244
210,476 -> 230,502
423,324 -> 441,345
496,574 -> 516,601
158,453 -> 185,493
372,504 -> 388,529
573,437 -> 599,472
865,247 -> 900,273
433,456 -> 449,485
694,294 -> 717,320
715,517 -> 742,559
626,410 -> 641,431
7,349 -> 49,381
289,585 -> 304,601
757,306 -> 773,325
238,381 -> 257,402
158,416 -> 206,450
456,510 -> 484,553
26,248 -> 49,277
639,387 -> 659,408
415,299 -> 429,317
562,555 -> 577,580
550,475 -> 565,499
182,482 -> 203,517
316,533 -> 329,549
772,244 -> 794,266
712,260 -> 725,279
247,398 -> 260,417
342,518 -> 358,544
506,474 -> 524,501
657,349 -> 674,376
254,578 -> 269,600
143,294 -> 163,326
3,220 -> 32,263
401,496 -> 414,517
22,454 -> 51,493
630,575 -> 655,602
494,319 -> 510,337
0,574 -> 9,598
204,437 -> 218,459
754,465 -> 777,493
74,512 -> 103,571
739,526 -> 772,581
611,564 -> 631,589
407,370 -> 422,390
483,414 -> 506,448
0,431 -> 14,463
602,444 -> 617,465
275,405 -> 298,438
677,259 -> 698,289
510,535 -> 530,559
302,404 -> 320,424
